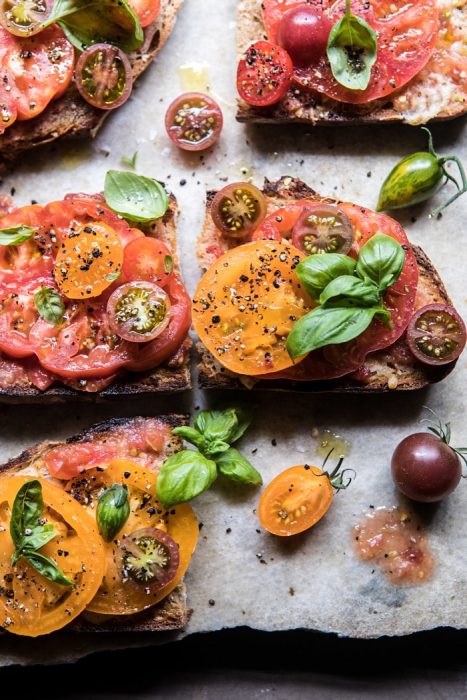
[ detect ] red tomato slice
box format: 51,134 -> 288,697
0,25 -> 74,121
128,0 -> 160,27
262,0 -> 439,104
257,201 -> 418,382
237,40 -> 293,107
0,68 -> 17,132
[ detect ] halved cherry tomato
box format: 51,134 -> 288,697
263,0 -> 439,104
53,221 -> 124,299
252,199 -> 318,242
259,464 -> 334,536
128,0 -> 160,27
406,304 -> 466,366
165,92 -> 223,152
107,281 -> 170,343
0,0 -> 53,37
122,236 -> 173,287
74,44 -> 133,111
237,40 -> 293,107
211,183 -> 267,239
193,240 -> 314,376
291,204 -> 354,255
0,476 -> 105,636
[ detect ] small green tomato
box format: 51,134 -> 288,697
96,484 -> 130,542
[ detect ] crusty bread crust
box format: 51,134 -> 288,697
236,0 -> 467,126
0,415 -> 191,634
0,191 -> 192,403
0,0 -> 184,165
196,176 -> 456,393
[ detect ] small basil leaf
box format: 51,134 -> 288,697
326,5 -> 377,91
107,271 -> 121,283
216,448 -> 262,486
10,480 -> 44,549
121,151 -> 138,169
156,450 -> 217,508
34,287 -> 65,326
24,550 -> 74,587
296,254 -> 356,300
227,408 -> 251,444
319,275 -> 381,307
172,426 -> 207,452
194,408 -> 240,444
104,171 -> 169,223
96,484 -> 130,542
57,0 -> 143,52
356,233 -> 405,292
287,306 -> 382,359
21,524 -> 57,552
203,439 -> 231,457
164,255 -> 173,274
0,225 -> 39,246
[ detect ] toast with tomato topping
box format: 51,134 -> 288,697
0,189 -> 192,402
196,176 -> 458,392
0,0 -> 184,166
0,415 -> 196,634
236,0 -> 467,126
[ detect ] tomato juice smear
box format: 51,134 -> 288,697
353,507 -> 434,586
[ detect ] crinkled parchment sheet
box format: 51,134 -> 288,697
0,0 -> 466,667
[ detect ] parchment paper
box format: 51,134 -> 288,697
0,0 -> 466,665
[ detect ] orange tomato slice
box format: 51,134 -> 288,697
54,221 -> 123,299
192,240 -> 314,375
0,476 -> 105,636
66,459 -> 198,615
258,465 -> 334,536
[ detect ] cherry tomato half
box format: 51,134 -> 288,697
122,236 -> 173,287
291,203 -> 354,255
74,43 -> 133,111
0,0 -> 53,36
237,40 -> 293,107
165,92 -> 223,152
107,281 -> 171,343
211,183 -> 267,239
128,0 -> 160,27
406,304 -> 466,366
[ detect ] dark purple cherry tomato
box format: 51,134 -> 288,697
278,4 -> 331,66
75,44 -> 133,110
165,92 -> 223,152
107,281 -> 170,343
118,527 -> 179,592
211,182 -> 267,239
406,304 -> 466,366
291,203 -> 354,255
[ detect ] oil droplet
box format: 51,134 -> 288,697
60,144 -> 93,170
178,63 -> 210,93
314,429 -> 351,460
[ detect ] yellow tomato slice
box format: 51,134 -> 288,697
66,459 -> 198,615
192,240 -> 314,375
54,221 -> 123,299
0,476 -> 105,636
258,465 -> 334,536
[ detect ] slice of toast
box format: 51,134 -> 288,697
196,176 -> 456,393
0,190 -> 192,403
0,415 -> 192,634
236,0 -> 467,126
0,0 -> 184,166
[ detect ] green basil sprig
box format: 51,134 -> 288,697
156,408 -> 262,508
10,481 -> 74,587
96,484 -> 130,542
326,0 -> 377,91
34,287 -> 65,326
0,225 -> 39,246
287,233 -> 404,360
104,171 -> 169,223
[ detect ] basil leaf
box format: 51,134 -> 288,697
10,480 -> 44,549
216,448 -> 262,486
21,524 -> 57,552
104,171 -> 169,223
296,254 -> 356,300
319,275 -> 380,307
172,426 -> 207,452
0,225 -> 38,246
97,484 -> 130,542
226,407 -> 251,444
287,306 -> 383,359
121,151 -> 138,169
24,550 -> 74,587
356,233 -> 405,292
164,255 -> 173,274
194,408 -> 250,446
203,439 -> 231,457
34,287 -> 65,326
326,2 -> 377,91
156,450 -> 217,508
57,0 -> 143,52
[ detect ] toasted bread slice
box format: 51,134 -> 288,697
0,415 -> 192,634
0,0 -> 184,166
196,176 -> 456,392
0,190 -> 191,403
236,0 -> 467,126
